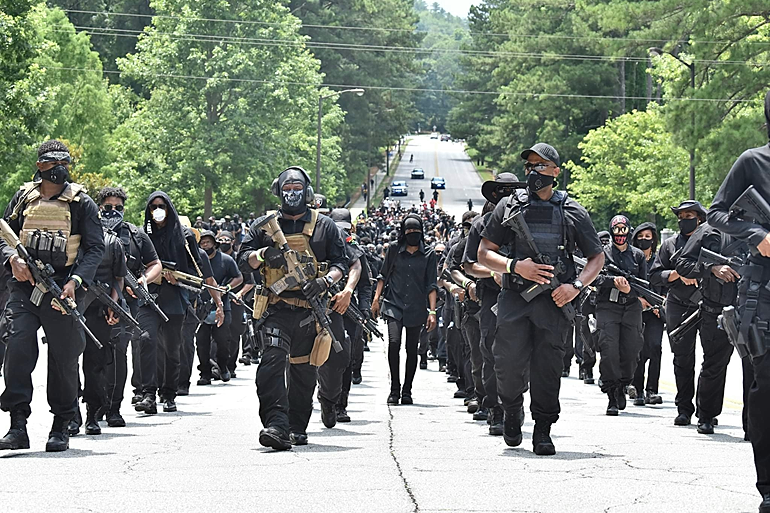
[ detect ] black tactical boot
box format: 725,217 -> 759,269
289,432 -> 308,446
162,398 -> 177,413
466,396 -> 479,414
68,405 -> 82,436
606,391 -> 619,416
489,406 -> 504,436
352,371 -> 362,385
336,405 -> 351,423
135,393 -> 157,415
473,407 -> 489,421
320,398 -> 337,428
697,418 -> 715,434
259,426 -> 292,451
532,422 -> 556,456
106,410 -> 126,427
0,411 -> 30,450
419,355 -> 428,370
759,493 -> 770,513
503,410 -> 522,447
131,393 -> 142,405
616,387 -> 627,410
46,416 -> 70,452
674,413 -> 691,426
645,391 -> 663,405
85,404 -> 102,435
401,391 -> 413,405
583,368 -> 595,385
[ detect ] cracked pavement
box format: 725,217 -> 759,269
0,327 -> 760,513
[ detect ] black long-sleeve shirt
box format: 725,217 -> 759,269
0,184 -> 105,286
379,241 -> 438,327
650,234 -> 699,305
595,244 -> 647,302
238,209 -> 348,300
463,212 -> 500,294
708,143 -> 770,268
676,223 -> 740,306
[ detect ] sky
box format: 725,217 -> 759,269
432,0 -> 478,18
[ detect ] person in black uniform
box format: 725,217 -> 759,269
708,90 -> 770,513
78,220 -> 127,435
650,200 -> 706,427
217,231 -> 254,374
463,173 -> 521,435
593,215 -> 646,416
328,208 -> 373,423
630,222 -> 665,406
373,214 -> 439,406
138,192 -> 222,415
478,143 -> 604,455
96,187 -> 162,426
0,140 -> 105,452
676,219 -> 743,434
195,230 -> 242,385
239,166 -> 347,450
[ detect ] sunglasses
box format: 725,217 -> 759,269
150,204 -> 166,211
101,204 -> 124,212
524,162 -> 553,172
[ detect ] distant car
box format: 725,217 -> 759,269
391,180 -> 408,196
440,134 -> 450,141
411,168 -> 425,179
431,177 -> 446,189
430,132 -> 439,139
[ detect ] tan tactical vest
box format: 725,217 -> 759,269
15,182 -> 84,266
261,209 -> 327,292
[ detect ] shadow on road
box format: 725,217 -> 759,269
0,448 -> 116,459
501,448 -> 620,461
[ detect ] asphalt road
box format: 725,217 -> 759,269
382,134 -> 485,219
0,322 -> 760,512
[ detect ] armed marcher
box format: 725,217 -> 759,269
479,143 -> 604,455
239,166 -> 347,450
707,90 -> 770,513
0,140 -> 105,452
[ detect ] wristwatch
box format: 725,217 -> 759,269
572,279 -> 584,290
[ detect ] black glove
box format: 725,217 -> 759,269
302,277 -> 329,298
262,247 -> 286,269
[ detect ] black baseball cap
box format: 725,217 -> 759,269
521,143 -> 561,167
330,208 -> 352,230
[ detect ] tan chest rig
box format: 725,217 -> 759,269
12,182 -> 85,268
254,209 -> 332,366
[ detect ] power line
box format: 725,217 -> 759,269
59,24 -> 770,67
48,65 -> 764,103
61,8 -> 770,46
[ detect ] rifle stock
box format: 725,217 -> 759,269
125,269 -> 169,322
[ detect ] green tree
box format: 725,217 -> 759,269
104,0 -> 344,221
567,107 -> 689,229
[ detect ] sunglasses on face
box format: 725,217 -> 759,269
524,162 -> 552,172
101,204 -> 124,212
151,204 -> 166,211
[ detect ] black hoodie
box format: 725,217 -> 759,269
632,222 -> 666,295
143,191 -> 206,315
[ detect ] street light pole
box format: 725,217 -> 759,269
649,47 -> 696,200
315,88 -> 365,194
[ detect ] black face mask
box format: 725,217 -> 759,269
527,170 -> 554,192
219,243 -> 232,253
204,246 -> 216,256
635,239 -> 653,251
678,217 -> 698,235
40,165 -> 69,185
405,232 -> 422,247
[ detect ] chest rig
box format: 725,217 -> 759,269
11,181 -> 85,269
509,190 -> 571,279
260,209 -> 328,297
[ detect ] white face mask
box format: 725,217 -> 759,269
152,208 -> 167,223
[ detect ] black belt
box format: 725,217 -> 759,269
700,303 -> 723,315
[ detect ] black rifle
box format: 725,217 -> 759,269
124,269 -> 169,322
573,255 -> 666,307
668,307 -> 701,343
696,247 -> 745,277
730,185 -> 770,227
0,219 -> 102,348
501,201 -> 576,323
329,282 -> 383,339
85,281 -> 150,341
